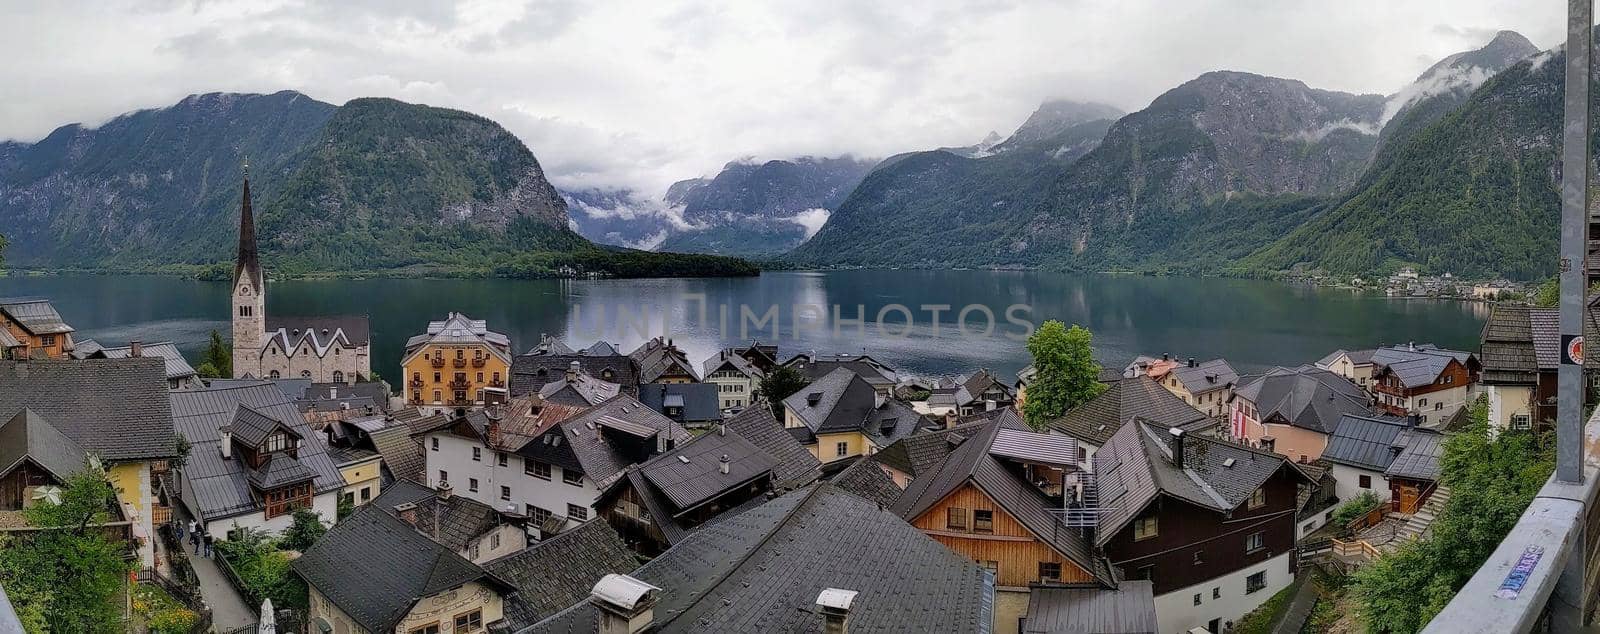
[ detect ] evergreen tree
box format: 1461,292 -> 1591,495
1022,321 -> 1106,430
0,463 -> 136,633
754,366 -> 811,419
198,330 -> 232,378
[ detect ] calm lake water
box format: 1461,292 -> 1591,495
0,271 -> 1490,381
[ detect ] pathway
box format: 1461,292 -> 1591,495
186,545 -> 258,632
1271,576 -> 1322,634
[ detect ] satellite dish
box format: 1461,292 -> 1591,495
30,486 -> 63,506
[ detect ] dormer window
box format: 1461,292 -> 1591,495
263,431 -> 290,455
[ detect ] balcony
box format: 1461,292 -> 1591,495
408,378 -> 424,388
489,378 -> 506,388
472,357 -> 487,368
448,379 -> 472,390
452,358 -> 467,368
430,358 -> 445,368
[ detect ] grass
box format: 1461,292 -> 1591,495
1232,579 -> 1302,634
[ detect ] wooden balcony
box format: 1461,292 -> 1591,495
430,358 -> 445,368
452,358 -> 468,368
472,357 -> 487,368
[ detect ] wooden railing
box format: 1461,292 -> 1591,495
1331,537 -> 1381,563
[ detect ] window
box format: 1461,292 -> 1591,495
1133,516 -> 1158,541
947,507 -> 968,530
973,509 -> 994,533
1248,487 -> 1266,510
477,372 -> 484,382
496,452 -> 508,467
1038,562 -> 1061,581
431,437 -> 439,451
472,447 -> 482,461
567,504 -> 588,521
526,505 -> 552,526
500,486 -> 511,501
432,390 -> 442,403
1358,474 -> 1372,489
262,432 -> 289,454
409,624 -> 440,634
360,487 -> 371,502
332,370 -> 344,383
1213,587 -> 1221,599
527,460 -> 551,480
1193,550 -> 1205,565
490,533 -> 501,549
1193,593 -> 1202,606
439,470 -> 448,483
434,372 -> 442,382
1245,532 -> 1264,553
453,609 -> 484,632
835,441 -> 849,457
1078,447 -> 1087,462
1246,571 -> 1267,594
301,370 -> 311,378
269,370 -> 280,379
1136,565 -> 1155,581
468,478 -> 479,493
563,470 -> 584,486
1511,414 -> 1531,430
1435,402 -> 1443,411
1419,397 -> 1428,407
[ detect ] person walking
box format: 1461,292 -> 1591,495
190,526 -> 201,554
203,533 -> 214,559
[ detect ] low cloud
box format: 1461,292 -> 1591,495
1293,119 -> 1380,142
786,208 -> 832,240
1380,64 -> 1497,125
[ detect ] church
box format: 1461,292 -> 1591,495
230,176 -> 372,384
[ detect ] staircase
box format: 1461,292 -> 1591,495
1385,485 -> 1451,551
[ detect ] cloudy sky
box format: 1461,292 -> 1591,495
0,0 -> 1566,195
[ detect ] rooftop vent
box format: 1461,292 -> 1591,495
816,588 -> 858,634
1222,457 -> 1236,468
591,574 -> 660,634
678,455 -> 690,464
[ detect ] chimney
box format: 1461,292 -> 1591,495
944,410 -> 959,429
591,574 -> 660,634
816,588 -> 858,634
393,502 -> 419,527
1188,357 -> 1196,368
873,392 -> 886,409
1162,352 -> 1170,361
220,427 -> 233,459
1408,341 -> 1416,351
717,423 -> 727,437
719,454 -> 730,475
129,340 -> 143,358
329,386 -> 338,399
1389,445 -> 1404,457
806,392 -> 822,407
436,481 -> 453,502
1168,427 -> 1186,468
488,410 -> 502,448
567,361 -> 580,382
1407,413 -> 1421,427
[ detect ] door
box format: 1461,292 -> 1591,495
1399,484 -> 1421,514
1208,617 -> 1221,633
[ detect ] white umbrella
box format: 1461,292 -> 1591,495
257,598 -> 275,634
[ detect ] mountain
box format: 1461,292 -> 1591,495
1244,39 -> 1565,279
1370,30 -> 1538,169
992,99 -> 1125,152
652,156 -> 877,257
563,187 -> 683,250
0,92 -> 754,277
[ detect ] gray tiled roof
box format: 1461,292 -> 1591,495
228,403 -> 299,449
520,396 -> 692,488
75,340 -> 197,381
639,428 -> 777,511
369,425 -> 425,484
892,410 -> 1112,585
0,358 -> 176,461
783,368 -> 927,447
265,314 -> 370,346
630,339 -> 699,383
522,483 -> 993,634
171,381 -> 343,521
1024,581 -> 1157,634
247,453 -> 316,489
291,504 -> 510,633
784,353 -> 899,387
0,409 -> 88,482
511,349 -> 637,398
402,312 -> 512,366
485,519 -> 639,631
0,327 -> 19,349
1232,365 -> 1373,434
1385,429 -> 1444,481
721,406 -> 822,488
873,424 -> 976,477
828,457 -> 902,508
0,297 -> 74,335
637,383 -> 721,424
539,372 -> 622,406
1321,414 -> 1411,471
373,480 -> 508,552
1480,305 -> 1539,384
1093,420 -> 1305,547
1047,375 -> 1207,446
1167,358 -> 1239,395
701,349 -> 762,381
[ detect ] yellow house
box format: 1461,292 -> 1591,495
332,448 -> 383,507
0,297 -> 76,359
294,505 -> 513,634
782,367 -> 928,464
403,313 -> 514,416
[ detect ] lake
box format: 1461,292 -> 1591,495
0,271 -> 1490,381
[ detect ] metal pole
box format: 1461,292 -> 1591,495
1559,0 -> 1591,485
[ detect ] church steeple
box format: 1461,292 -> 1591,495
233,167 -> 263,292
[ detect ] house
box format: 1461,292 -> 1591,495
874,421 -> 986,488
170,380 -> 342,538
1125,354 -> 1182,381
73,340 -> 200,389
781,367 -> 930,464
1479,305 -> 1550,430
523,483 -> 995,634
729,340 -> 780,373
1368,344 -> 1480,426
0,409 -> 89,510
510,338 -> 638,398
372,479 -> 528,563
636,383 -> 722,428
0,357 -> 177,568
1160,358 -> 1238,417
1023,581 -> 1158,634
320,414 -> 395,506
370,423 -> 427,485
0,297 -> 75,360
418,395 -> 691,540
1315,348 -> 1379,388
721,405 -> 823,488
701,348 -> 764,410
1229,365 -> 1375,462
229,177 -> 371,384
598,424 -> 781,556
537,363 -> 622,407
1045,375 -> 1210,471
402,312 -> 513,416
826,453 -> 905,508
784,352 -> 900,396
1321,414 -> 1444,513
922,369 -> 1018,416
293,504 -> 516,634
482,519 -> 640,631
628,337 -> 698,384
1092,420 -> 1313,634
893,409 -> 1136,634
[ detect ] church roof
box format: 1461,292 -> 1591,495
233,176 -> 263,293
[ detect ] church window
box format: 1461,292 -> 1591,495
300,370 -> 311,378
269,370 -> 281,379
332,371 -> 344,383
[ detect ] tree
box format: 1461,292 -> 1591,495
197,330 -> 232,379
0,463 -> 136,633
279,508 -> 327,552
1022,321 -> 1106,429
754,366 -> 810,419
1533,277 -> 1559,307
1349,396 -> 1553,632
0,232 -> 7,268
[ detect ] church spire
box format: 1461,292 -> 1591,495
233,165 -> 263,291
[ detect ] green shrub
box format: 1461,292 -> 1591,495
1330,491 -> 1382,528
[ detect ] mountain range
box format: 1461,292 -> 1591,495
0,92 -> 753,277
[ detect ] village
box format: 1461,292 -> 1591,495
0,178 -> 1573,634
